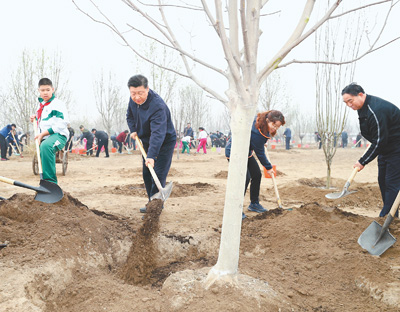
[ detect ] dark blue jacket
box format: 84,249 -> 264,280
0,125 -> 13,139
126,89 -> 176,159
225,117 -> 273,170
283,128 -> 291,138
358,94 -> 400,165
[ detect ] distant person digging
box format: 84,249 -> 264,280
342,82 -> 400,218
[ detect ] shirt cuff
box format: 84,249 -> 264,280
48,128 -> 54,135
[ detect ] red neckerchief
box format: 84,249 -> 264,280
37,94 -> 55,121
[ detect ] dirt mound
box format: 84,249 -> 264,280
240,203 -> 400,311
0,193 -> 135,263
110,182 -> 216,198
214,170 -> 228,178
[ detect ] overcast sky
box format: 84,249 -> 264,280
0,1 -> 399,130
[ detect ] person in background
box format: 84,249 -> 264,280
342,82 -> 400,217
66,124 -> 75,152
116,130 -> 129,154
283,127 -> 291,150
92,128 -> 110,158
183,122 -> 194,148
341,130 -> 348,148
196,127 -> 208,154
355,132 -> 362,147
29,78 -> 69,184
225,110 -> 285,219
0,124 -> 16,161
181,135 -> 191,154
78,125 -> 94,156
126,74 -> 176,213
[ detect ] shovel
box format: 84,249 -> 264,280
358,190 -> 400,256
136,138 -> 173,201
325,167 -> 359,199
265,146 -> 283,208
11,131 -> 23,157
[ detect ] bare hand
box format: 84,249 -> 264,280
267,168 -> 275,176
30,115 -> 36,122
145,158 -> 154,168
130,132 -> 137,140
353,161 -> 364,171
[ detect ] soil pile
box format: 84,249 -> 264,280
121,199 -> 163,284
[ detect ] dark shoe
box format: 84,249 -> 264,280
242,212 -> 247,220
105,155 -> 109,158
140,207 -> 147,213
248,202 -> 267,213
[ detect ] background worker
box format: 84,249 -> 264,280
342,82 -> 400,217
30,78 -> 69,184
92,128 -> 110,158
0,124 -> 16,161
116,130 -> 129,154
126,74 -> 176,213
78,125 -> 94,156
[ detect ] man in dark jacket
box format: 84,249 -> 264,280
126,74 -> 176,213
0,124 -> 16,161
92,129 -> 110,158
78,125 -> 94,156
283,127 -> 291,150
183,123 -> 194,148
342,83 -> 400,217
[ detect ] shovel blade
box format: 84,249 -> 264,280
150,181 -> 173,201
358,221 -> 397,256
325,189 -> 357,199
34,179 -> 64,204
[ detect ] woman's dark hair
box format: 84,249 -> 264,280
127,75 -> 148,88
255,110 -> 285,135
341,83 -> 365,96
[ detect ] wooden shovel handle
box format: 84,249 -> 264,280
136,138 -> 163,193
0,176 -> 15,185
389,190 -> 400,217
265,146 -> 282,208
33,120 -> 43,175
347,167 -> 359,184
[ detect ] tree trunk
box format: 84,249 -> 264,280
205,103 -> 255,287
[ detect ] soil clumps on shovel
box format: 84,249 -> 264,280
121,199 -> 163,285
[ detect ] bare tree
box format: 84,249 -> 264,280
1,49 -> 71,136
73,0 -> 400,287
94,71 -> 125,135
315,1 -> 364,188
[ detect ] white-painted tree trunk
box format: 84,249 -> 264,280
205,101 -> 257,287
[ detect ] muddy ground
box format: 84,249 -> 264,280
0,146 -> 399,311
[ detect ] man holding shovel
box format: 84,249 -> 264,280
0,123 -> 16,161
126,74 -> 176,213
342,83 -> 400,217
30,78 -> 69,184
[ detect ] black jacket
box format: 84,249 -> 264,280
358,94 -> 400,165
94,130 -> 108,141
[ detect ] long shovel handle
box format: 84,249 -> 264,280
136,138 -> 163,194
389,190 -> 400,218
347,167 -> 359,184
265,146 -> 283,208
0,175 -> 44,193
11,132 -> 22,155
33,120 -> 43,175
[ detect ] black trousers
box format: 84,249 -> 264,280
86,140 -> 94,156
117,141 -> 123,153
0,134 -> 7,159
96,139 -> 109,157
245,156 -> 262,203
378,146 -> 400,217
142,140 -> 175,199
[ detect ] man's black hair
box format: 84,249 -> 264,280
38,78 -> 53,87
11,123 -> 16,128
127,75 -> 148,88
341,83 -> 365,96
92,129 -> 96,132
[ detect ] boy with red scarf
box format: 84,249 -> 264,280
30,78 -> 69,184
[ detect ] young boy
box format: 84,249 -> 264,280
30,78 -> 69,184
